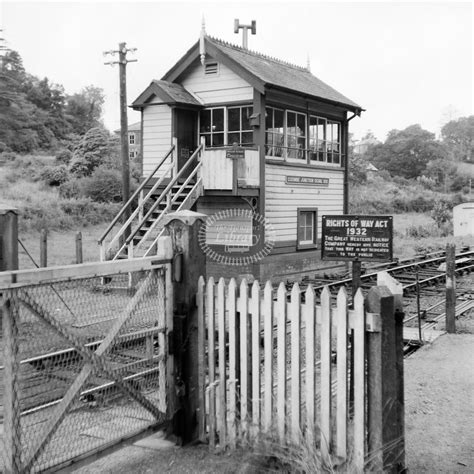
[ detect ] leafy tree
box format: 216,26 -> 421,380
69,127 -> 116,177
367,124 -> 447,179
65,86 -> 105,135
441,116 -> 474,162
424,158 -> 457,188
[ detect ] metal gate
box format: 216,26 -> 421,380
0,257 -> 173,473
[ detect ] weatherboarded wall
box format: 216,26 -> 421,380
142,104 -> 172,177
265,163 -> 344,245
181,60 -> 253,104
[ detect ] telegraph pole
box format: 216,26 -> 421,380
104,43 -> 137,233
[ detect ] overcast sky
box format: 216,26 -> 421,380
1,1 -> 472,141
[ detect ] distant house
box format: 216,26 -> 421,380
353,134 -> 380,155
114,121 -> 141,159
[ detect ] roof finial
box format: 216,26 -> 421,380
200,16 -> 206,65
306,53 -> 311,72
234,19 -> 256,49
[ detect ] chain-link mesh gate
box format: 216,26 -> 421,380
1,258 -> 172,473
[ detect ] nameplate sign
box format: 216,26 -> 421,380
285,176 -> 329,186
226,148 -> 245,160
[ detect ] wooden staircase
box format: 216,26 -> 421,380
99,145 -> 203,261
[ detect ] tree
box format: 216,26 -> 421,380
65,85 -> 105,135
441,116 -> 474,162
69,127 -> 117,177
368,124 -> 447,179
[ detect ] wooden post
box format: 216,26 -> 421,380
0,207 -> 18,272
446,243 -> 456,333
2,292 -> 22,473
366,285 -> 405,473
40,228 -> 47,268
352,259 -> 362,298
75,232 -> 83,264
349,259 -> 362,406
163,210 -> 207,443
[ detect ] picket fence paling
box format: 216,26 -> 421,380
199,278 -> 368,465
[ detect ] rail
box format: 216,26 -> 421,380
112,145 -> 204,260
98,145 -> 175,259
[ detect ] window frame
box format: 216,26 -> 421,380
265,106 -> 343,166
227,105 -> 253,147
129,133 -> 135,145
199,107 -> 226,147
297,207 -> 318,250
199,105 -> 254,148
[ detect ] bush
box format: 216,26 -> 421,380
55,149 -> 73,165
1,151 -> 17,162
58,178 -> 83,199
40,164 -> 69,186
80,167 -> 122,203
431,200 -> 451,227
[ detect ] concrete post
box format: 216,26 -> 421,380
163,210 -> 207,444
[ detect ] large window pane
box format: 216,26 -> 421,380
242,107 -> 252,130
212,133 -> 224,147
241,131 -> 253,145
228,108 -> 240,131
200,109 -> 211,133
274,109 -> 284,130
228,132 -> 240,145
213,109 -> 224,131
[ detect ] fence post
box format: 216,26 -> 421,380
0,207 -> 20,472
0,206 -> 19,273
366,285 -> 405,473
40,228 -> 47,267
75,232 -> 83,264
445,243 -> 456,333
0,206 -> 19,335
163,210 -> 207,444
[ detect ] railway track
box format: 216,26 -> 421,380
3,249 -> 472,419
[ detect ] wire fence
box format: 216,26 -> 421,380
1,263 -> 169,473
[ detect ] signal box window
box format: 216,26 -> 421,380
297,208 -> 318,249
200,108 -> 225,147
228,106 -> 253,146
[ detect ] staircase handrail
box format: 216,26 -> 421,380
134,162 -> 203,254
98,145 -> 175,246
102,161 -> 175,256
124,144 -> 203,247
142,176 -> 203,258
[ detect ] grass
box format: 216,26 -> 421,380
18,224 -> 108,269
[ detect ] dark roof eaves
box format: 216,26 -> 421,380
266,83 -> 364,114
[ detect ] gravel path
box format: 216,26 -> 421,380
405,334 -> 474,473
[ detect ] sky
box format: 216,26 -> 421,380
1,0 -> 472,141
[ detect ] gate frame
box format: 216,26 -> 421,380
1,247 -> 175,473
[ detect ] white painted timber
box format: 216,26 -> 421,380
201,148 -> 259,190
142,105 -> 172,177
265,163 -> 344,242
181,60 -> 253,104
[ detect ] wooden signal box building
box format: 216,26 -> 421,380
126,29 -> 362,281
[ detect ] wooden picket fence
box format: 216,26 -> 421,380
196,277 -> 384,470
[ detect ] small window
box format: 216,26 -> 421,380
297,208 -> 318,249
129,133 -> 135,145
204,61 -> 219,75
199,107 -> 225,147
129,150 -> 137,159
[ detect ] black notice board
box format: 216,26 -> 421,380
321,215 -> 393,262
